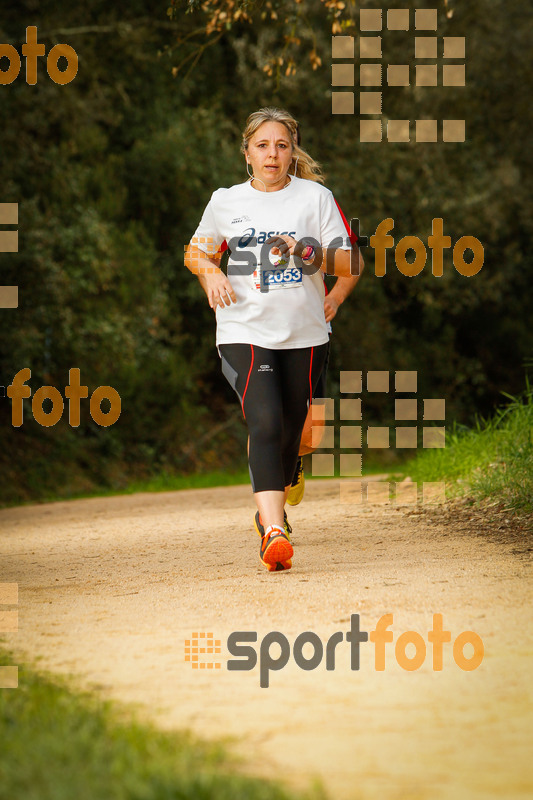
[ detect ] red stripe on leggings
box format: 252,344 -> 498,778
241,344 -> 254,418
308,346 -> 314,405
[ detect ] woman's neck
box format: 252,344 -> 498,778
251,174 -> 292,192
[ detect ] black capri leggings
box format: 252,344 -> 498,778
219,342 -> 329,493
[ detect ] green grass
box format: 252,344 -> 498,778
406,384 -> 533,516
0,469 -> 252,509
117,469 -> 252,496
1,453 -> 399,509
0,649 -> 323,800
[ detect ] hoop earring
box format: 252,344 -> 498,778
293,156 -> 299,176
246,161 -> 254,180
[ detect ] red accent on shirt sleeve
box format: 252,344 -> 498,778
334,199 -> 358,246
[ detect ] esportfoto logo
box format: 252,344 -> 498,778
185,614 -> 484,688
188,216 -> 484,280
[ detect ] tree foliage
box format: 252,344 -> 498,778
0,0 -> 531,502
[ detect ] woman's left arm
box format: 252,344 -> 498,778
315,244 -> 364,278
324,271 -> 363,322
268,235 -> 364,278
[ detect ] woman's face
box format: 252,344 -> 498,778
246,121 -> 294,191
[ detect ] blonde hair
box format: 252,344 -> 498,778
241,107 -> 324,184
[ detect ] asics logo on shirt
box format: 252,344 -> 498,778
238,228 -> 297,247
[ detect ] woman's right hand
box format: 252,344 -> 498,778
199,269 -> 237,310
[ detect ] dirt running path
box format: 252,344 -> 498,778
0,480 -> 532,799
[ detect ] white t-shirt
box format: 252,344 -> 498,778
190,175 -> 352,349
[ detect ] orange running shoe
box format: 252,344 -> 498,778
260,525 -> 293,571
254,511 -> 292,541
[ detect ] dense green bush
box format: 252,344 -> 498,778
0,1 -> 531,503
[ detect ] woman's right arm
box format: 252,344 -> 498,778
184,244 -> 237,309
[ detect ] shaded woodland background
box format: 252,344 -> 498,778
0,0 -> 531,503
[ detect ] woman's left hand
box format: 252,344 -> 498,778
324,296 -> 340,323
266,234 -> 298,261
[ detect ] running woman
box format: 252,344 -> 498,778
185,107 -> 364,572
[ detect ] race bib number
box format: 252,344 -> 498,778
253,261 -> 303,292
